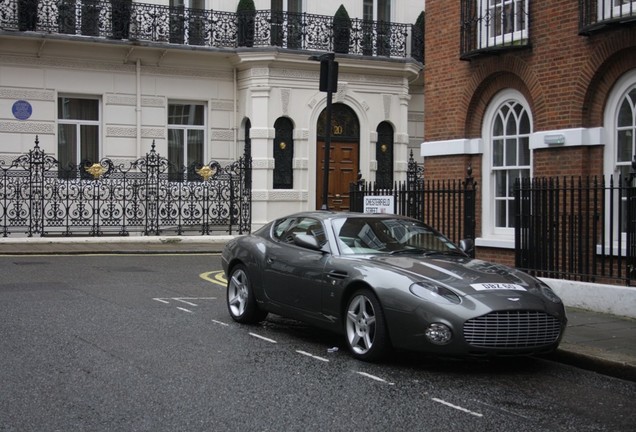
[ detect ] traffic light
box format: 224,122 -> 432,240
319,58 -> 338,93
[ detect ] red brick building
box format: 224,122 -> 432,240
422,0 -> 636,268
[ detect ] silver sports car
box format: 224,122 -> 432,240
221,211 -> 567,361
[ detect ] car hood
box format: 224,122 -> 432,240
363,254 -> 542,296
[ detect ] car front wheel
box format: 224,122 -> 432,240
344,289 -> 390,361
227,264 -> 267,324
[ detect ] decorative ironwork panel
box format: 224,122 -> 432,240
0,137 -> 252,237
0,0 -> 417,58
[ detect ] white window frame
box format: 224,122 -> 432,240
167,101 -> 207,180
57,95 -> 101,167
271,0 -> 304,13
603,69 -> 636,250
480,0 -> 528,47
363,0 -> 393,21
481,89 -> 533,243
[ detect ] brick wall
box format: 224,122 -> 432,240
423,0 -> 636,267
424,0 -> 636,142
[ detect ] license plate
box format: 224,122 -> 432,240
470,283 -> 526,291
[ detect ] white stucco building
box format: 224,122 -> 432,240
0,0 -> 423,229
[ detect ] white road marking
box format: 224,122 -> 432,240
177,307 -> 194,313
153,297 -> 216,305
212,319 -> 229,326
152,298 -> 170,304
432,398 -> 483,418
296,350 -> 329,362
249,332 -> 277,344
174,299 -> 198,306
356,371 -> 395,385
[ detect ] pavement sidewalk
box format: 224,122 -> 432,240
1,236 -> 635,382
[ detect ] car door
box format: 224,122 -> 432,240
262,217 -> 329,314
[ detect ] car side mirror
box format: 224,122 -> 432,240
293,233 -> 324,251
459,238 -> 474,257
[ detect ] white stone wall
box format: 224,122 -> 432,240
0,0 -> 424,228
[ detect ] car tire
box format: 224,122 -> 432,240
227,264 -> 267,324
344,289 -> 390,361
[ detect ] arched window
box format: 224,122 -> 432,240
482,90 -> 532,240
604,71 -> 636,238
317,103 -> 359,140
273,117 -> 294,189
376,122 -> 394,189
492,100 -> 531,229
244,118 -> 252,188
616,87 -> 636,181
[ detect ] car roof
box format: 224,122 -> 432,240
279,211 -> 415,223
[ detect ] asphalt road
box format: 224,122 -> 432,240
1,254 -> 635,431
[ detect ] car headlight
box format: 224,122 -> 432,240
538,283 -> 562,303
425,323 -> 453,345
409,282 -> 461,304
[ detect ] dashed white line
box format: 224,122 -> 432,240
296,350 -> 329,362
249,332 -> 277,344
152,298 -> 170,304
212,319 -> 229,326
432,398 -> 483,418
174,299 -> 199,306
177,307 -> 194,313
356,371 -> 395,385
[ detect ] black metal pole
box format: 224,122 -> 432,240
322,86 -> 333,210
309,52 -> 337,211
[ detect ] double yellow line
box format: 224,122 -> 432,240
200,270 -> 227,287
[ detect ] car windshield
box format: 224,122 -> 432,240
332,217 -> 460,255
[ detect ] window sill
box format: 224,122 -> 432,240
475,236 -> 515,250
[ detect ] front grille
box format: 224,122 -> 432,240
463,310 -> 562,349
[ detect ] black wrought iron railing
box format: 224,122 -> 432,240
460,0 -> 530,60
349,153 -> 477,248
0,0 -> 422,59
514,175 -> 636,285
0,137 -> 252,237
579,0 -> 636,34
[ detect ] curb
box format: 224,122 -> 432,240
545,343 -> 636,382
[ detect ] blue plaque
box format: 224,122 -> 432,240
12,100 -> 32,120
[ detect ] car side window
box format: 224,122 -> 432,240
273,217 -> 326,246
273,217 -> 297,240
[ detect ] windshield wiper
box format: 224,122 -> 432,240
389,248 -> 431,255
421,250 -> 466,257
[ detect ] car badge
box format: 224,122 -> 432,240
507,297 -> 521,302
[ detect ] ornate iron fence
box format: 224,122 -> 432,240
349,151 -> 477,249
0,137 -> 251,237
0,0 -> 419,59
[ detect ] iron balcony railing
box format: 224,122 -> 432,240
579,0 -> 636,34
514,175 -> 636,286
0,137 -> 252,237
1,0 -> 421,59
460,0 -> 531,60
